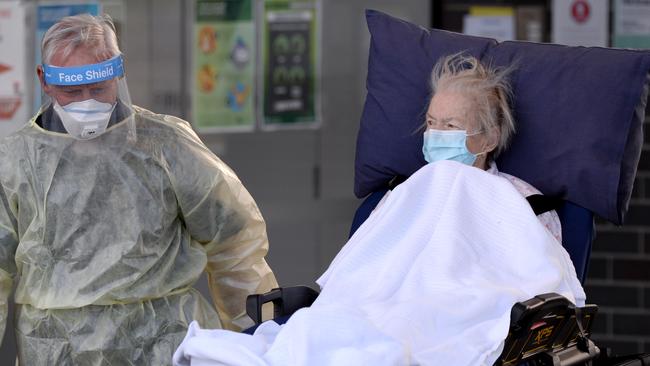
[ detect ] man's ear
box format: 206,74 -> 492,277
37,65 -> 52,95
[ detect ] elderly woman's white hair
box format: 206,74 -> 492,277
430,53 -> 515,158
41,13 -> 121,64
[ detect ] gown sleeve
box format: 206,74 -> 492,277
0,182 -> 18,344
162,117 -> 278,331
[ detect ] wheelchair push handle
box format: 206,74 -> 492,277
498,293 -> 599,366
246,286 -> 320,325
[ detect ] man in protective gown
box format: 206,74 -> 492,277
0,13 -> 278,365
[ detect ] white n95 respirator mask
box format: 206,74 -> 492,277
53,99 -> 115,140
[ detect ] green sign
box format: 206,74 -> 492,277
261,0 -> 320,128
613,0 -> 650,49
193,0 -> 255,131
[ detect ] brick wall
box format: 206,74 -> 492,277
586,103 -> 650,355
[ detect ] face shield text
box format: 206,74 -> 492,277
44,54 -> 123,86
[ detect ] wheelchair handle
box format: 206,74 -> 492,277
246,286 -> 320,325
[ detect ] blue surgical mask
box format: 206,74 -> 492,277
422,129 -> 485,166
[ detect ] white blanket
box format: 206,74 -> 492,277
174,161 -> 586,366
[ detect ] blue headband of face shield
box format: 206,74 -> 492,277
43,54 -> 124,86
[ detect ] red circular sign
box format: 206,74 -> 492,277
571,0 -> 590,23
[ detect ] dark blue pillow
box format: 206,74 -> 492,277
355,9 -> 650,224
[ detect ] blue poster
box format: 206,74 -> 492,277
33,3 -> 100,113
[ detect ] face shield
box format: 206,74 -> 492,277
41,54 -> 136,141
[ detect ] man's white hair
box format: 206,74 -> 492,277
42,13 -> 120,65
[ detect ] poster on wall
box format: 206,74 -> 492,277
614,0 -> 650,49
34,3 -> 101,113
192,0 -> 255,132
0,1 -> 27,137
462,6 -> 515,42
516,6 -> 545,42
552,0 -> 609,47
261,0 -> 320,130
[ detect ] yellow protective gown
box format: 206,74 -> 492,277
0,106 -> 278,365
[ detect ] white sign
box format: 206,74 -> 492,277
463,7 -> 515,42
463,15 -> 515,42
616,0 -> 650,35
552,0 -> 609,46
0,1 -> 27,137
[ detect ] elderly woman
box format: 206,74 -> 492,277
173,54 -> 584,366
421,53 -> 561,242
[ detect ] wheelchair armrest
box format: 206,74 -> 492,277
246,286 -> 320,325
497,293 -> 599,366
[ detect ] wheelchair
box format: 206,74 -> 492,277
246,197 -> 604,365
246,9 -> 650,366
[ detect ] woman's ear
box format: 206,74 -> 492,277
484,127 -> 500,153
